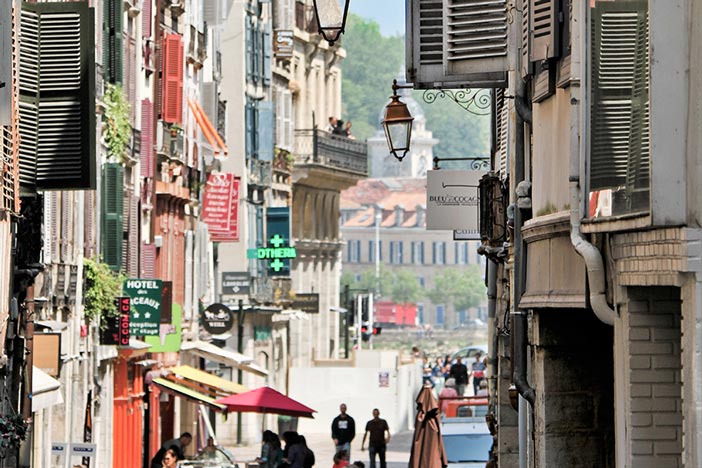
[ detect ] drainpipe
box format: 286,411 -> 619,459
512,74 -> 535,407
486,259 -> 498,399
569,0 -> 616,327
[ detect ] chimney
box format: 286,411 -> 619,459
394,205 -> 405,226
416,205 -> 425,227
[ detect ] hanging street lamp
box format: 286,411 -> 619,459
382,79 -> 415,162
312,0 -> 351,45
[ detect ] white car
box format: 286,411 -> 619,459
442,417 -> 493,468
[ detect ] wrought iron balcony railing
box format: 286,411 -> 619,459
294,128 -> 367,176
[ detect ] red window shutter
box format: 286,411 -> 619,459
141,243 -> 156,278
142,0 -> 152,39
140,99 -> 154,177
161,33 -> 183,124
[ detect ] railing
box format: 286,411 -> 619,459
248,158 -> 272,187
156,121 -> 184,162
294,128 -> 368,176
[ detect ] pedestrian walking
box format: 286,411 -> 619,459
282,431 -> 307,468
360,408 -> 391,468
471,353 -> 487,396
449,356 -> 469,396
331,403 -> 356,457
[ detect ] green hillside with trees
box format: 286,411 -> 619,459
341,14 -> 491,163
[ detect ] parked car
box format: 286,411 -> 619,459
450,345 -> 488,363
177,446 -> 239,468
441,416 -> 492,467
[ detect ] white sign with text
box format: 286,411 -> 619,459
426,170 -> 485,230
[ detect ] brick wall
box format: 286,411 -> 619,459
623,287 -> 682,467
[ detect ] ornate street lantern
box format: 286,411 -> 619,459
312,0 -> 351,45
382,80 -> 414,162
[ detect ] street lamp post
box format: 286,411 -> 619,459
382,79 -> 415,161
312,0 -> 351,45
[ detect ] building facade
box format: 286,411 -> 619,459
406,0 -> 702,466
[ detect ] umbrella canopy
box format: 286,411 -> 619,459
214,386 -> 316,418
409,385 -> 448,468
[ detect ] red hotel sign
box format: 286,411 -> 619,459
202,173 -> 240,242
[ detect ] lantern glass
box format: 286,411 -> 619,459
313,0 -> 350,44
383,120 -> 412,154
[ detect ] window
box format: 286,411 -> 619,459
588,0 -> 649,218
436,305 -> 445,326
417,303 -> 424,325
390,241 -> 403,264
418,276 -> 425,288
455,243 -> 469,265
432,241 -> 446,265
412,241 -> 425,264
368,241 -> 375,263
347,240 -> 360,263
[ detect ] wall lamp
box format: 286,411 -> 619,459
382,79 -> 415,162
312,0 -> 351,46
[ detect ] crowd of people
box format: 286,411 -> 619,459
421,352 -> 488,398
325,116 -> 355,140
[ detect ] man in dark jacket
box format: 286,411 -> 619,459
331,403 -> 356,458
449,356 -> 469,396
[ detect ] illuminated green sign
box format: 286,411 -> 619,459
246,235 -> 297,272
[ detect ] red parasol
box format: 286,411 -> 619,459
214,386 -> 316,418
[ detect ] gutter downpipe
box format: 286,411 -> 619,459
570,0 -> 616,327
512,76 -> 535,407
486,259 -> 498,401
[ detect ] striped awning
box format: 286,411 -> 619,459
152,377 -> 227,412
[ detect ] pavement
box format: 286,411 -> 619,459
233,430 -> 413,468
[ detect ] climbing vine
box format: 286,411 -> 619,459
103,83 -> 132,162
83,257 -> 124,325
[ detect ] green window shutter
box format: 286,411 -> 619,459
257,101 -> 274,161
103,0 -> 123,84
19,1 -> 96,191
101,162 -> 124,271
590,0 -> 649,196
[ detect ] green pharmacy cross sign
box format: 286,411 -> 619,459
247,235 -> 297,272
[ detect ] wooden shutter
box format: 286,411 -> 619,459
246,16 -> 253,82
184,230 -> 193,318
140,99 -> 154,177
161,33 -> 183,124
142,0 -> 152,38
141,243 -> 156,278
61,192 -> 73,263
521,0 -> 531,78
407,0 -> 510,89
19,2 -> 96,191
529,0 -> 559,62
494,89 -> 509,179
101,162 -> 124,271
263,23 -> 272,86
590,0 -> 649,192
257,101 -> 274,161
103,0 -> 123,84
84,190 -> 96,258
245,99 -> 254,158
125,34 -> 137,124
283,90 -> 293,151
126,193 -> 140,276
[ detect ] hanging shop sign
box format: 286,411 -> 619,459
221,272 -> 250,295
202,303 -> 234,335
274,30 -> 294,58
202,172 -> 241,242
453,229 -> 481,241
100,297 -> 131,346
426,170 -> 486,230
145,303 -> 182,353
34,333 -> 61,377
123,279 -> 162,336
292,293 -> 319,314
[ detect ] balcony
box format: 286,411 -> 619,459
248,158 -> 272,188
294,128 -> 367,177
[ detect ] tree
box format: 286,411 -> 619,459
426,266 -> 485,312
342,267 -> 424,304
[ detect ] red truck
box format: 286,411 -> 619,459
373,301 -> 417,327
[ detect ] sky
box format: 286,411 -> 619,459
349,0 -> 406,36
